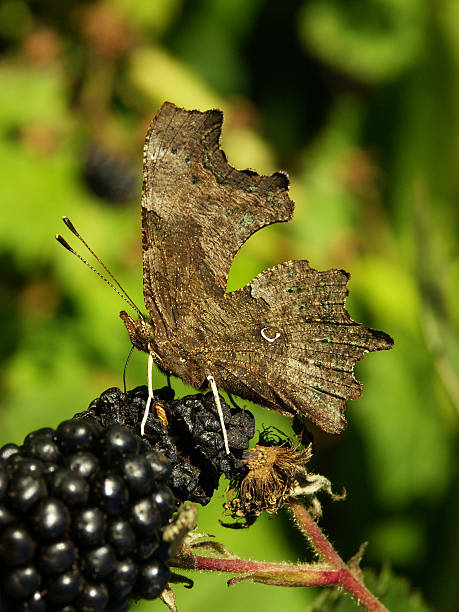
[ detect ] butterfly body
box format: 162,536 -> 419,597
121,102 -> 393,435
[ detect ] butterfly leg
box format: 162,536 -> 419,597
207,375 -> 230,455
140,352 -> 155,436
123,345 -> 135,394
227,392 -> 241,410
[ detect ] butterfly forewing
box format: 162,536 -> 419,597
141,102 -> 293,336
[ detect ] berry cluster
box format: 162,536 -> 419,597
0,386 -> 255,610
0,419 -> 175,611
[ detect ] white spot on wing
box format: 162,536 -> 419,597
261,327 -> 281,343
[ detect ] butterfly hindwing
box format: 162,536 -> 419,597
200,260 -> 392,433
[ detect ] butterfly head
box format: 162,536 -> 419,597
120,310 -> 154,354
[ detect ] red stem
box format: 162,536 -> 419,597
170,499 -> 388,612
169,555 -> 341,587
287,498 -> 388,611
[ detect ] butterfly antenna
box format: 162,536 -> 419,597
55,216 -> 143,318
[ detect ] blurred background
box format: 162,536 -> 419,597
0,1 -> 457,610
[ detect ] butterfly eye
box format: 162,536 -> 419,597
260,327 -> 281,343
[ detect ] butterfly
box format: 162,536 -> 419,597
120,102 -> 393,439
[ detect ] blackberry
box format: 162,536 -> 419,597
0,417 -> 176,609
0,386 -> 255,609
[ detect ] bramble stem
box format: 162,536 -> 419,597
287,498 -> 388,611
169,499 -> 388,612
170,553 -> 343,586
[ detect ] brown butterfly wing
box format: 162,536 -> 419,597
140,102 -> 393,433
141,102 -> 293,340
198,260 -> 393,433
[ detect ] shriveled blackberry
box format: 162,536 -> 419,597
79,385 -> 255,504
0,418 -> 176,610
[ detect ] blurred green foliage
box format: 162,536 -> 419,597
0,1 -> 457,610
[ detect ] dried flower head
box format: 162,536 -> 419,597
224,428 -> 344,527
